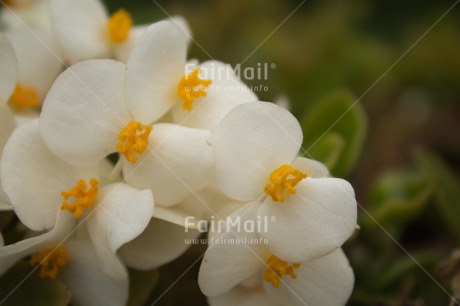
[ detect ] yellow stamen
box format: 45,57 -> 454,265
177,68 -> 212,111
29,246 -> 70,280
264,255 -> 301,288
8,83 -> 39,110
61,179 -> 99,218
107,9 -> 132,44
117,121 -> 153,163
264,165 -> 307,202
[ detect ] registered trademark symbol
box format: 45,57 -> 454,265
271,216 -> 277,222
270,63 -> 276,69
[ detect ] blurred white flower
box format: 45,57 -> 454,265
1,0 -> 51,30
2,27 -> 63,111
212,101 -> 357,262
49,0 -> 148,62
0,103 -> 16,210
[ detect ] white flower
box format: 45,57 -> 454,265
211,101 -> 357,263
124,18 -> 257,130
198,204 -> 354,306
0,0 -> 51,30
49,0 -> 149,62
0,103 -> 16,210
119,217 -> 200,270
2,27 -> 63,111
1,235 -> 129,306
40,59 -> 215,207
59,238 -> 129,306
0,119 -> 154,280
0,33 -> 18,104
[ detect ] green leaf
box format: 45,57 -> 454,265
300,90 -> 367,177
366,168 -> 434,227
127,269 -> 160,306
0,261 -> 71,306
307,132 -> 345,170
416,152 -> 460,243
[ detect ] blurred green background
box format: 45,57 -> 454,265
3,0 -> 460,305
112,0 -> 460,305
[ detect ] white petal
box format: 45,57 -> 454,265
258,178 -> 357,263
265,249 -> 354,306
198,202 -> 268,297
50,0 -> 110,61
0,120 -> 79,230
0,209 -> 75,259
123,123 -> 215,207
292,156 -> 329,178
6,27 -> 64,101
0,103 -> 16,155
125,18 -> 189,123
0,33 -> 17,102
119,218 -> 199,270
40,59 -> 131,167
61,239 -> 128,306
0,105 -> 15,206
0,233 -> 20,276
176,183 -> 242,221
113,25 -> 146,63
171,60 -> 257,130
86,183 -> 154,280
209,286 -> 280,306
212,101 -> 303,201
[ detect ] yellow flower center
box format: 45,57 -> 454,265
264,254 -> 301,288
117,121 -> 153,163
177,68 -> 212,111
61,179 -> 99,218
107,9 -> 132,44
264,165 -> 307,202
29,246 -> 70,280
8,83 -> 39,110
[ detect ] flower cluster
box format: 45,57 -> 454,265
0,0 -> 358,305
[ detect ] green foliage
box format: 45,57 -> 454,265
416,152 -> 460,244
366,167 -> 435,228
300,90 -> 367,177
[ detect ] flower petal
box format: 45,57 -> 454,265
0,120 -> 79,230
0,33 -> 17,102
49,0 -> 110,61
198,202 -> 268,297
176,183 -> 243,221
171,60 -> 258,130
0,208 -> 75,259
292,156 -> 329,178
119,218 -> 199,270
113,25 -> 146,63
209,285 -> 280,306
40,59 -> 131,167
212,101 -> 303,201
265,249 -> 354,306
125,18 -> 190,123
0,103 -> 15,211
6,27 -> 64,101
258,178 -> 357,263
123,123 -> 215,207
61,239 -> 128,306
86,183 -> 154,280
0,233 -> 20,276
